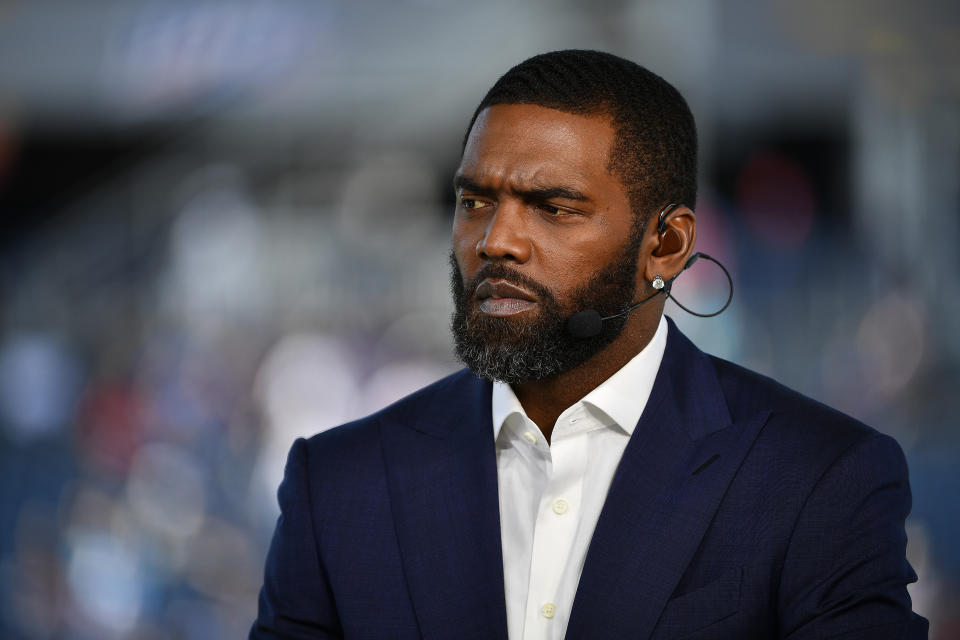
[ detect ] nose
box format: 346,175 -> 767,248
475,201 -> 531,263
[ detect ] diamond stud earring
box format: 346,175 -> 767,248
652,274 -> 665,290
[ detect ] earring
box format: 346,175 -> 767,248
652,274 -> 665,290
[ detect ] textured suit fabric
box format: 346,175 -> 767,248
250,319 -> 927,639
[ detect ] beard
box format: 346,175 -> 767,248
450,232 -> 642,384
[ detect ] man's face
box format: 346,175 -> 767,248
450,104 -> 643,383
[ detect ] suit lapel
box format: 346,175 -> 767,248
567,321 -> 769,640
379,372 -> 508,640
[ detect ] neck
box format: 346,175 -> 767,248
512,307 -> 662,442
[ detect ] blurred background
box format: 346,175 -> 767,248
0,0 -> 957,637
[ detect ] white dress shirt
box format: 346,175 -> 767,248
492,315 -> 668,640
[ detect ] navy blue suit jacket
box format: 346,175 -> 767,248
251,319 -> 927,639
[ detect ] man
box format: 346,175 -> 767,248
251,50 -> 927,639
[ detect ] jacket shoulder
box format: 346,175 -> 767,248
708,355 -> 893,460
302,368 -> 485,457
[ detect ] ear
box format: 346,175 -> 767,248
643,205 -> 696,285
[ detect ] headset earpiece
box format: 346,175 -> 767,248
654,203 -> 683,257
656,202 -> 679,235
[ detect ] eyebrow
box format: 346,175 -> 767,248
453,174 -> 591,203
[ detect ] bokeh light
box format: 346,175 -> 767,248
736,151 -> 817,251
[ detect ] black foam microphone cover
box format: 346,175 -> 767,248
566,310 -> 604,339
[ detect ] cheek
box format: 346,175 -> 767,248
451,223 -> 478,275
536,239 -> 604,281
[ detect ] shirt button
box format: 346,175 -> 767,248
541,602 -> 556,619
552,498 -> 569,515
522,431 -> 537,444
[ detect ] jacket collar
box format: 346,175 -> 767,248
379,370 -> 508,640
566,318 -> 769,639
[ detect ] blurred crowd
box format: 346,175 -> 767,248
1,1 -> 958,638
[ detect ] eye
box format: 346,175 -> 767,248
537,203 -> 572,217
460,197 -> 488,210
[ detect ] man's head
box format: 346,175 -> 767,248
464,49 -> 697,228
450,51 -> 698,383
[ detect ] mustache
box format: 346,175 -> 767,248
453,256 -> 555,303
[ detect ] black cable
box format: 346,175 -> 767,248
661,252 -> 733,318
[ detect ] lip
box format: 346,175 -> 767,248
475,279 -> 538,317
475,279 -> 536,302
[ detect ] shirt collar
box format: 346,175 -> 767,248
491,372 -> 526,442
491,314 -> 669,439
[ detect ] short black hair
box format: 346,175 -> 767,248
463,50 -> 697,229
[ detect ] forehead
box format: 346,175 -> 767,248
459,104 -> 617,191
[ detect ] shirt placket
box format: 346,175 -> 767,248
522,408 -> 589,640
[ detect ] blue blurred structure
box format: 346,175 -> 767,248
0,1 -> 957,638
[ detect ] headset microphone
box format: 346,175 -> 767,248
565,252 -> 734,339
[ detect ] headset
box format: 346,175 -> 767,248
565,203 -> 733,339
